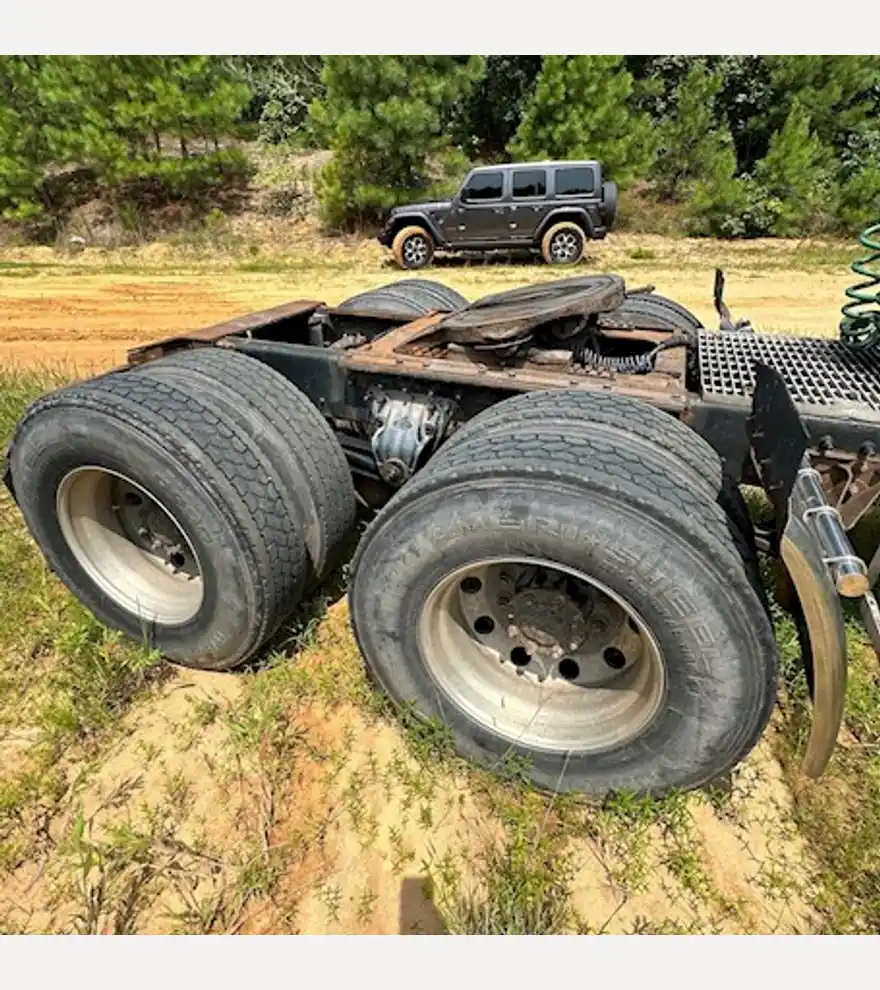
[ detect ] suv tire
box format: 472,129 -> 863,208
392,225 -> 435,270
541,221 -> 586,266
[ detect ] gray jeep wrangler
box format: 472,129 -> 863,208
377,160 -> 617,269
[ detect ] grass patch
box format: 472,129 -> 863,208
773,609 -> 880,933
427,782 -> 576,935
0,368 -> 170,879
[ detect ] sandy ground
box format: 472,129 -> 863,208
0,603 -> 817,935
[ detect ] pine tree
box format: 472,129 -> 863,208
686,135 -> 749,237
0,57 -> 49,220
753,99 -> 827,236
0,55 -> 253,219
765,56 -> 880,150
652,63 -> 729,200
509,56 -> 655,188
234,56 -> 325,145
450,55 -> 543,160
311,56 -> 483,228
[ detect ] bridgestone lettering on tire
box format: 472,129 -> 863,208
8,351 -> 355,671
350,404 -> 777,796
437,387 -> 760,590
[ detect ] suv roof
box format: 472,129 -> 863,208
469,160 -> 599,173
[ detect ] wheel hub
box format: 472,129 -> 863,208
404,236 -> 428,264
112,480 -> 196,576
419,556 -> 667,753
552,232 -> 579,261
56,466 -> 204,625
508,587 -> 588,657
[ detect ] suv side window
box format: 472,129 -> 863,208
462,171 -> 504,202
512,169 -> 547,199
555,166 -> 595,197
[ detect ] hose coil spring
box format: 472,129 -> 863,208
841,221 -> 880,349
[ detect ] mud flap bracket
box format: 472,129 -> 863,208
749,363 -> 878,777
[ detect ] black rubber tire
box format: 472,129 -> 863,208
440,389 -> 722,490
436,389 -> 760,598
349,429 -> 777,796
601,180 -> 618,227
602,292 -> 703,331
130,347 -> 357,584
391,225 -> 435,270
8,371 -> 310,670
335,279 -> 468,318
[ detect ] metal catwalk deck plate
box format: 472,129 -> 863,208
698,330 -> 880,416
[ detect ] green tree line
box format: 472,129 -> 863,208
2,55 -> 880,237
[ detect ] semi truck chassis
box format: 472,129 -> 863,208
6,271 -> 880,797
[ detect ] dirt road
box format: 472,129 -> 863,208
0,246 -> 855,372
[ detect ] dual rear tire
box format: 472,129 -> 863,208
349,389 -> 777,795
7,348 -> 356,670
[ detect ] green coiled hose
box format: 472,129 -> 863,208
840,221 -> 880,349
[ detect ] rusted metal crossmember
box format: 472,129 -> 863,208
126,300 -> 322,366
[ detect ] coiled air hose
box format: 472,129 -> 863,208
840,222 -> 880,349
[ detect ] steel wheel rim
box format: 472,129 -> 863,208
56,466 -> 204,625
551,231 -> 580,262
403,235 -> 429,265
418,557 -> 666,753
